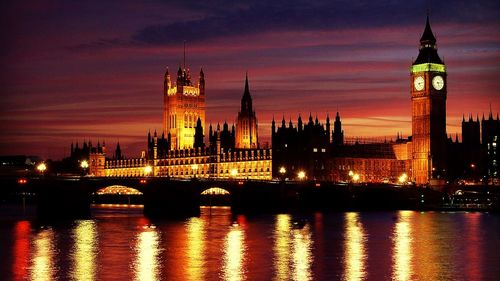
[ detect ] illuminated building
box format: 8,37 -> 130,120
235,74 -> 258,149
89,141 -> 106,177
163,52 -> 205,150
410,15 -> 447,185
90,69 -> 271,180
329,138 -> 412,183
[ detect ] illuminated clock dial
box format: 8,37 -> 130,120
414,76 -> 424,91
432,75 -> 444,90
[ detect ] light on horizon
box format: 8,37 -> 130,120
36,163 -> 47,173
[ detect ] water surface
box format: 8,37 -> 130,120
1,206 -> 499,280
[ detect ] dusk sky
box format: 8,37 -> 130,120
1,0 -> 499,160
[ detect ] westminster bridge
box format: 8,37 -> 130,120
0,176 -> 452,218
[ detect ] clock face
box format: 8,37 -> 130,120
414,76 -> 424,91
432,75 -> 444,90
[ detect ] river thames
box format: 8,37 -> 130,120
1,206 -> 499,281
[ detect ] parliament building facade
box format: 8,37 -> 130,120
88,17 -> 498,185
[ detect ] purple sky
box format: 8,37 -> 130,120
1,0 -> 499,160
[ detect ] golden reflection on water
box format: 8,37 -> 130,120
134,226 -> 160,281
273,214 -> 313,281
223,224 -> 246,281
292,224 -> 313,281
186,217 -> 206,281
72,220 -> 98,281
343,212 -> 366,281
274,214 -> 291,281
392,211 -> 413,281
30,228 -> 55,281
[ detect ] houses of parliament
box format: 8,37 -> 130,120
84,16 -> 499,186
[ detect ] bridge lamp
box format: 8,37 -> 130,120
80,160 -> 89,169
230,168 -> 238,178
144,165 -> 153,176
36,163 -> 47,174
297,170 -> 306,180
352,173 -> 360,182
398,173 -> 408,184
279,166 -> 286,175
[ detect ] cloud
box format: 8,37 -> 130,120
130,0 -> 499,46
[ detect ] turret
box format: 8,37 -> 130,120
271,116 -> 276,135
241,73 -> 253,113
164,68 -> 171,95
194,117 -> 205,148
326,114 -> 331,143
413,14 -> 443,65
199,68 -> 205,95
114,142 -> 122,160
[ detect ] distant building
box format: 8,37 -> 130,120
481,112 -> 500,182
0,155 -> 40,176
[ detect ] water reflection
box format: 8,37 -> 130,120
223,220 -> 246,281
274,214 -> 291,281
30,227 -> 56,281
273,215 -> 313,281
464,213 -> 482,281
134,224 -> 160,281
392,211 -> 413,281
186,217 -> 206,281
71,220 -> 98,281
13,221 -> 31,281
343,212 -> 366,281
292,224 -> 313,281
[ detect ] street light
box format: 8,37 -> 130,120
297,170 -> 306,180
279,166 -> 286,175
352,173 -> 360,182
348,170 -> 354,177
398,173 -> 408,184
37,163 -> 47,174
230,168 -> 238,178
80,160 -> 89,169
144,165 -> 153,176
80,160 -> 89,177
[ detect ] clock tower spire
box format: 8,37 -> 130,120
410,15 -> 447,185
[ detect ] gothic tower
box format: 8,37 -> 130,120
410,15 -> 447,185
162,49 -> 206,150
235,74 -> 258,149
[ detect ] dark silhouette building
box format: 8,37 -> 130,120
482,111 -> 500,182
272,114 -> 331,180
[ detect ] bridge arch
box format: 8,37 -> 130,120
201,187 -> 231,195
199,186 -> 231,207
95,185 -> 143,195
93,185 -> 144,205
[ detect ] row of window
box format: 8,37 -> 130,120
184,112 -> 199,128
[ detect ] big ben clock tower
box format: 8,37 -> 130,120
410,15 -> 447,185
